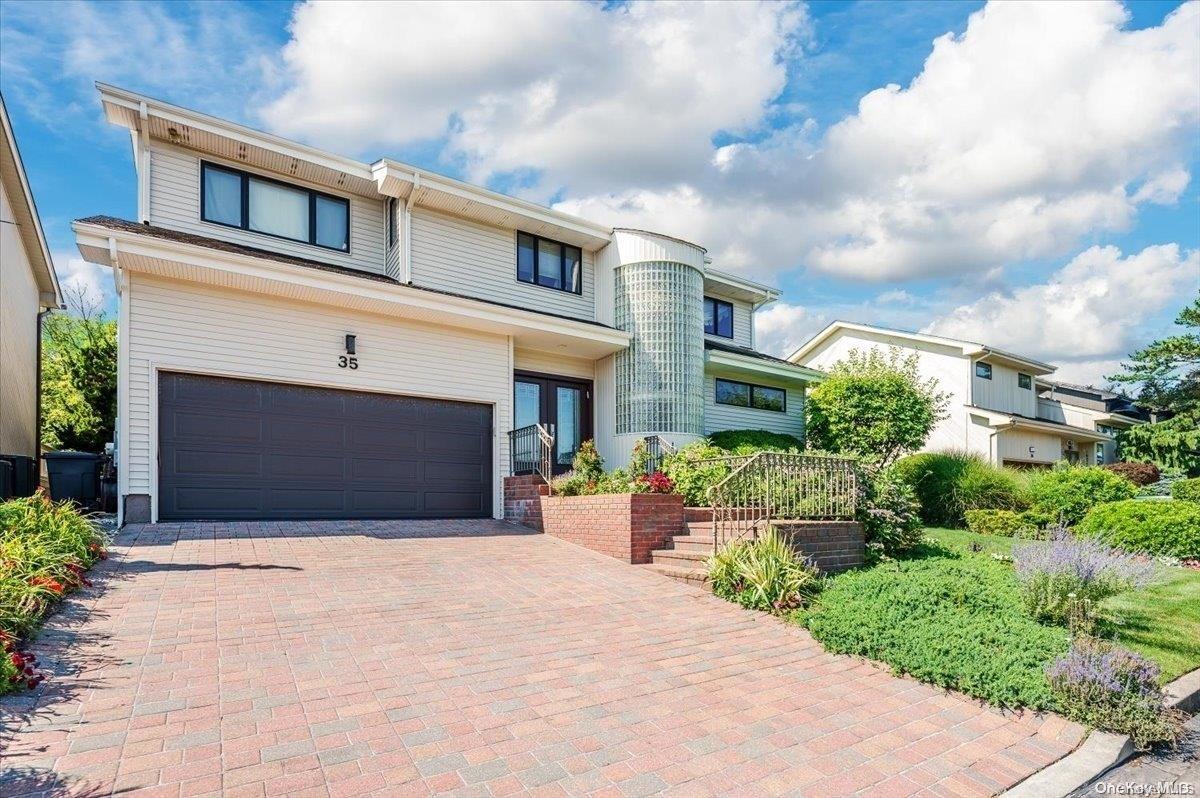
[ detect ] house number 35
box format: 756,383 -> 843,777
338,356 -> 359,369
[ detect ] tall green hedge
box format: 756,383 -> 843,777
1076,500 -> 1200,559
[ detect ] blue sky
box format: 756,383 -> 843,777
1,0 -> 1197,386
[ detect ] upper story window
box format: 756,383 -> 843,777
387,198 -> 397,247
1097,424 -> 1116,436
704,297 -> 733,338
975,362 -> 993,380
715,378 -> 786,413
201,161 -> 350,253
1018,373 -> 1032,389
517,232 -> 581,294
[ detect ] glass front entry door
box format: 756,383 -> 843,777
513,373 -> 592,474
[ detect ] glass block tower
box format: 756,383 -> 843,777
611,230 -> 706,443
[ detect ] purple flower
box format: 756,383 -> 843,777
1014,530 -> 1155,590
1048,638 -> 1162,699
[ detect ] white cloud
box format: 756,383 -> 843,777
53,252 -> 115,317
558,1 -> 1200,281
754,302 -> 829,359
925,243 -> 1199,380
264,0 -> 808,196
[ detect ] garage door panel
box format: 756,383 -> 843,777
266,453 -> 346,480
173,450 -> 263,477
171,411 -> 264,444
158,373 -> 493,520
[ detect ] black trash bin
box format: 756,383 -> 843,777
43,451 -> 101,507
0,454 -> 37,498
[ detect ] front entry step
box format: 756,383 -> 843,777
644,509 -> 715,584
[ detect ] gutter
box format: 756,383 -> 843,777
34,306 -> 56,488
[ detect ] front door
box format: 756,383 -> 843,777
514,372 -> 593,474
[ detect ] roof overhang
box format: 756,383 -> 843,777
371,160 -> 612,250
74,221 -> 630,359
706,348 -> 825,385
1,97 -> 61,307
703,268 -> 779,306
787,321 -> 1056,376
968,407 -> 1110,442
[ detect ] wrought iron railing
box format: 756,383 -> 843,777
508,423 -> 555,486
642,435 -> 677,474
707,452 -> 858,550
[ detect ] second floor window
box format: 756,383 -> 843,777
715,378 -> 786,412
1018,373 -> 1032,389
201,161 -> 350,253
517,232 -> 582,294
704,297 -> 733,338
975,362 -> 993,380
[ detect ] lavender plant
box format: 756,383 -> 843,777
1047,638 -> 1183,750
1013,528 -> 1156,625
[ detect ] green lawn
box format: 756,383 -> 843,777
923,527 -> 1200,681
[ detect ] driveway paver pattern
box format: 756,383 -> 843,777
2,520 -> 1085,797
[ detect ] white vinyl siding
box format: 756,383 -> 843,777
123,275 -> 512,518
410,207 -> 595,322
971,361 -> 1037,417
703,293 -> 753,348
147,141 -> 387,275
0,186 -> 39,457
703,371 -> 805,439
998,428 -> 1094,466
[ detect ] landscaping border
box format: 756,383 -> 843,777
1000,666 -> 1200,798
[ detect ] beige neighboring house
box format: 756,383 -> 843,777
788,321 -> 1134,469
0,95 -> 62,494
1035,381 -> 1149,466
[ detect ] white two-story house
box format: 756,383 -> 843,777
788,322 -> 1129,468
74,84 -> 822,524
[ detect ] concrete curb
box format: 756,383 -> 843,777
1000,666 -> 1200,798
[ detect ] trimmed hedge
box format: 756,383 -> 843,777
1027,467 -> 1138,526
1173,478 -> 1200,503
964,509 -> 1026,537
706,429 -> 804,454
802,555 -> 1066,709
1076,500 -> 1200,559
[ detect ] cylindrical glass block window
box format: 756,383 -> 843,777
614,260 -> 704,435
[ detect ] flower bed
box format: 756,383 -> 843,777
1,493 -> 108,694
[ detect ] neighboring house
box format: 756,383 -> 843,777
74,84 -> 822,524
0,95 -> 62,497
788,321 -> 1123,469
1036,381 -> 1149,465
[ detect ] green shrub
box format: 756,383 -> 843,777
707,429 -> 804,454
1048,638 -> 1184,750
662,442 -> 732,505
894,451 -> 1030,527
1102,462 -> 1161,487
1,494 -> 108,694
1172,477 -> 1200,503
1140,467 -> 1188,498
709,526 -> 821,613
1076,500 -> 1200,559
802,555 -> 1067,708
1027,466 -> 1138,526
859,469 -> 924,555
964,509 -> 1027,536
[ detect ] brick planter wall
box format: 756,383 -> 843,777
540,493 -> 685,564
771,520 -> 864,572
503,474 -> 548,531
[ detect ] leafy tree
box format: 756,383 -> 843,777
1108,298 -> 1199,413
41,289 -> 117,453
806,347 -> 949,467
1117,413 -> 1199,476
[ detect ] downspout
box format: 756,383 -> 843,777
34,306 -> 55,490
137,101 -> 150,223
402,172 -> 420,284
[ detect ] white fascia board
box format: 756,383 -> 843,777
976,347 -> 1057,375
704,268 -> 779,303
969,406 -> 1110,441
97,83 -> 375,183
73,222 -> 631,349
706,349 -> 825,384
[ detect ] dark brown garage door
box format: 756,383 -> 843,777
158,373 -> 492,520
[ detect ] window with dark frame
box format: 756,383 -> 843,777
387,198 -> 397,246
516,232 -> 582,294
714,378 -> 786,413
703,297 -> 734,338
1018,373 -> 1032,389
200,161 -> 350,253
975,362 -> 993,380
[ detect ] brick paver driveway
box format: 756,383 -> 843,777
2,520 -> 1084,798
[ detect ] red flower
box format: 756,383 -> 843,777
29,576 -> 65,594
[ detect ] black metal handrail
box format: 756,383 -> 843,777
642,435 -> 677,474
508,423 -> 554,484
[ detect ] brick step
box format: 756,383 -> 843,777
685,520 -> 712,533
670,537 -> 715,554
684,507 -> 711,523
640,563 -> 710,585
650,548 -> 708,569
